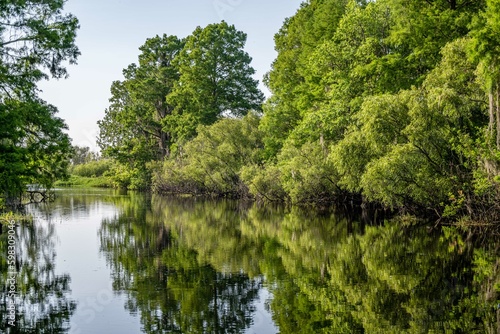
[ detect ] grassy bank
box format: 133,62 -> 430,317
54,175 -> 113,188
54,159 -> 115,188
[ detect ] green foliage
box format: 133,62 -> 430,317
0,0 -> 78,198
0,0 -> 80,97
277,141 -> 339,204
98,35 -> 184,162
260,0 -> 350,157
97,0 -> 500,217
0,98 -> 72,196
253,0 -> 483,210
240,163 -> 288,202
239,0 -> 500,217
106,162 -> 157,190
71,145 -> 99,165
332,38 -> 486,210
54,175 -> 113,188
155,113 -> 263,197
469,0 -> 500,91
166,21 -> 264,141
71,159 -> 112,177
98,23 -> 263,191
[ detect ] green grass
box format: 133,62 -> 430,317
54,175 -> 114,188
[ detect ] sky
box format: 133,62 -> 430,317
38,0 -> 304,152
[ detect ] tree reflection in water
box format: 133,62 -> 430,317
98,194 -> 499,334
99,197 -> 260,333
0,219 -> 76,333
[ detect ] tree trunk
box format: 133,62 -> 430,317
496,85 -> 500,150
488,90 -> 495,139
484,85 -> 500,177
158,131 -> 170,159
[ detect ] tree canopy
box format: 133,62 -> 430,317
0,0 -> 78,200
98,22 -> 264,189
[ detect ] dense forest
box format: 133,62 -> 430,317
2,0 -> 500,224
95,0 -> 500,223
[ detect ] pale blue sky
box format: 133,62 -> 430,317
38,0 -> 304,151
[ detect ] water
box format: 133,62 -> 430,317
0,188 -> 498,333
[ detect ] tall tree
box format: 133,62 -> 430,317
166,21 -> 264,142
0,0 -> 79,199
98,35 -> 184,161
260,0 -> 350,159
98,23 -> 263,189
124,35 -> 184,159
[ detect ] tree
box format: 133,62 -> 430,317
332,38 -> 486,211
0,99 -> 72,197
260,0 -> 350,159
166,21 -> 264,143
98,24 -> 263,189
156,112 -> 264,197
0,0 -> 79,97
71,145 -> 99,165
98,35 -> 184,162
123,35 -> 184,159
0,0 -> 79,199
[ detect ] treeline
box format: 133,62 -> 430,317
98,0 -> 500,221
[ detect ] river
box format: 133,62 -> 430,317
1,188 -> 498,333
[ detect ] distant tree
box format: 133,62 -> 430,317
71,145 -> 99,165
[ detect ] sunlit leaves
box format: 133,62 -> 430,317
156,113 -> 264,197
167,21 -> 264,141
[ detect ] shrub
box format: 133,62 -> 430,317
155,112 -> 263,197
71,159 -> 113,177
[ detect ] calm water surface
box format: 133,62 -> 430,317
1,188 -> 498,333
